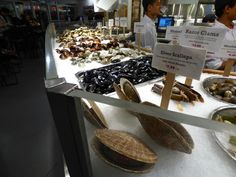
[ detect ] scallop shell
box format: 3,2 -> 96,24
81,100 -> 108,129
113,83 -> 129,101
137,102 -> 194,154
92,129 -> 157,173
120,78 -> 141,103
113,82 -> 139,116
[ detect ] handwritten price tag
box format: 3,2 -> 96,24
115,17 -> 120,26
180,26 -> 226,52
210,40 -> 236,59
165,26 -> 182,43
134,22 -> 146,33
152,43 -> 206,80
108,19 -> 114,27
120,17 -> 128,27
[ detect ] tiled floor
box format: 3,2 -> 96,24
0,57 -> 64,177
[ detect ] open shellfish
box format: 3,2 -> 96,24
137,102 -> 194,154
81,100 -> 108,128
92,129 -> 157,173
120,78 -> 141,103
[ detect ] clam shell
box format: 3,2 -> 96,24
81,100 -> 108,129
120,78 -> 141,103
113,83 -> 129,101
137,102 -> 194,154
92,129 -> 157,173
113,82 -> 138,116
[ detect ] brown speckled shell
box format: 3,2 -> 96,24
120,78 -> 141,103
137,102 -> 194,154
93,129 -> 157,165
81,100 -> 108,129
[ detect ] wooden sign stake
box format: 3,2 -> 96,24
138,33 -> 141,51
185,77 -> 193,86
223,59 -> 235,77
160,72 -> 176,109
109,28 -> 112,37
116,27 -> 119,35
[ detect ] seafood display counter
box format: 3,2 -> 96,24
45,24 -> 236,177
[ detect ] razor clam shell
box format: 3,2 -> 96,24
137,102 -> 194,154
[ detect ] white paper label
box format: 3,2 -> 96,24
97,22 -> 102,28
180,26 -> 227,52
108,19 -> 114,27
134,22 -> 146,33
115,17 -> 120,26
209,40 -> 236,59
165,26 -> 183,43
120,17 -> 128,27
152,44 -> 206,80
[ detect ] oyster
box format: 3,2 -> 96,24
92,129 -> 157,173
137,102 -> 194,154
81,100 -> 108,128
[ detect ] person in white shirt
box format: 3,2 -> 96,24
135,0 -> 161,51
205,0 -> 236,69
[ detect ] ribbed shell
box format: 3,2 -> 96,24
81,100 -> 108,129
113,83 -> 129,101
120,78 -> 141,103
95,129 -> 157,164
137,102 -> 194,154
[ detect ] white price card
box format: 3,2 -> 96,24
120,17 -> 128,27
115,17 -> 120,26
97,22 -> 102,28
108,19 -> 114,27
212,40 -> 236,59
134,22 -> 146,33
152,44 -> 206,80
165,26 -> 183,43
180,26 -> 227,52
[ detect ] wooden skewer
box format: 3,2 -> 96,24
203,68 -> 236,76
160,72 -> 176,109
223,59 -> 235,77
185,78 -> 193,87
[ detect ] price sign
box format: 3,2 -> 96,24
210,40 -> 236,59
134,22 -> 146,33
115,17 -> 120,26
180,26 -> 226,52
108,19 -> 114,27
152,44 -> 206,80
97,22 -> 102,28
165,26 -> 182,43
120,17 -> 128,27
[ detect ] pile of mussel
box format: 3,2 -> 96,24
204,78 -> 236,104
76,57 -> 166,94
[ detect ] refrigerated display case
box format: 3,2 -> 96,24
45,23 -> 236,177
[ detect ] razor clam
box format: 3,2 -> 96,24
81,100 -> 108,128
92,129 -> 157,173
137,102 -> 194,154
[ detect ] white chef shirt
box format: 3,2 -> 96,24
135,15 -> 157,51
205,20 -> 236,69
